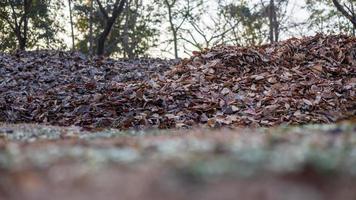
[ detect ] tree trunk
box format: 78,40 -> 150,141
97,18 -> 116,56
68,0 -> 75,50
165,0 -> 179,59
3,0 -> 32,50
351,3 -> 355,36
268,0 -> 275,43
122,0 -> 139,59
332,0 -> 356,27
122,3 -> 131,58
97,0 -> 126,56
18,36 -> 26,50
89,0 -> 94,55
20,0 -> 30,50
272,1 -> 278,42
173,30 -> 178,59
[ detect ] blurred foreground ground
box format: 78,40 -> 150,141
0,122 -> 356,200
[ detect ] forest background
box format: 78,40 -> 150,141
0,0 -> 355,58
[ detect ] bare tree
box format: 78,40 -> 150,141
217,1 -> 267,46
96,0 -> 126,55
162,0 -> 201,58
122,0 -> 137,59
68,0 -> 75,50
89,0 -> 94,55
268,0 -> 279,43
180,15 -> 237,54
332,0 -> 356,35
0,0 -> 32,50
164,0 -> 181,59
257,0 -> 289,43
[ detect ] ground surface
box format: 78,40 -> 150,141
1,122 -> 356,200
0,34 -> 355,200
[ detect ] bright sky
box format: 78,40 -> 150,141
151,0 -> 311,58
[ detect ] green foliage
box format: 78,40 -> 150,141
0,0 -> 355,56
218,1 -> 268,45
73,0 -> 158,57
0,0 -> 65,51
305,0 -> 355,35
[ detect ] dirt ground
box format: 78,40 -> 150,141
0,122 -> 356,200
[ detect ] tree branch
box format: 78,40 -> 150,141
180,35 -> 202,50
8,0 -> 19,30
19,0 -> 31,27
0,11 -> 16,32
96,0 -> 109,19
332,0 -> 356,26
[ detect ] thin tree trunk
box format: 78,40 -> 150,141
68,0 -> 75,50
173,30 -> 178,58
123,0 -> 139,59
97,18 -> 116,56
17,0 -> 31,50
122,2 -> 130,58
269,0 -> 275,43
351,3 -> 355,36
97,0 -> 126,56
10,1 -> 24,50
20,0 -> 30,50
3,0 -> 31,50
332,0 -> 356,27
89,0 -> 94,55
272,1 -> 278,42
19,37 -> 26,50
165,0 -> 178,59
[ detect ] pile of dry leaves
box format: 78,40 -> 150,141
0,34 -> 355,129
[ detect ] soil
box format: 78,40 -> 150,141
0,122 -> 355,200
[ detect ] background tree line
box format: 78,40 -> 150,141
0,0 -> 355,58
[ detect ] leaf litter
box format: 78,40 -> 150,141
0,34 -> 355,130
